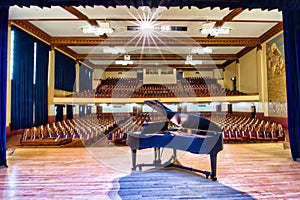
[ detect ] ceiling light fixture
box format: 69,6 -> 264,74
127,25 -> 187,32
140,21 -> 155,31
184,55 -> 202,65
82,22 -> 114,36
200,27 -> 231,36
200,21 -> 231,36
115,55 -> 134,65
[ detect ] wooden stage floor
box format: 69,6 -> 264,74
1,143 -> 300,199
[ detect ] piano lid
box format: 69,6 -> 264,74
145,100 -> 221,133
145,100 -> 175,119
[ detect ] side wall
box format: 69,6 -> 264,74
239,49 -> 258,94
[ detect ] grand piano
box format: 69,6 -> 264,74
126,100 -> 223,181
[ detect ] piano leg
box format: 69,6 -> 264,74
154,148 -> 161,165
131,149 -> 137,170
172,148 -> 180,164
210,153 -> 218,181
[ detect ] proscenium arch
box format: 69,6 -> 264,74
1,0 -> 300,167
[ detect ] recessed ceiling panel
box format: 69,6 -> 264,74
219,22 -> 277,38
30,21 -> 91,36
211,47 -> 245,54
159,7 -> 231,20
234,9 -> 282,21
9,6 -> 77,19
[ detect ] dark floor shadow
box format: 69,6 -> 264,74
108,169 -> 254,200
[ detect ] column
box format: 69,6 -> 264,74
236,59 -> 241,92
48,46 -> 56,123
75,61 -> 79,93
256,45 -> 268,116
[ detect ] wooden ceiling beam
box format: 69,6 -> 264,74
260,22 -> 283,43
52,36 -> 260,46
64,6 -> 98,27
10,20 -> 52,44
207,8 -> 244,39
55,46 -> 78,59
223,8 -> 244,22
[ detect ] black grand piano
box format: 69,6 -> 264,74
126,100 -> 223,181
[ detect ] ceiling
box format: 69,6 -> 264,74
8,5 -> 283,71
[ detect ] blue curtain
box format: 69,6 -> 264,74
0,6 -> 9,167
55,50 -> 76,92
283,9 -> 300,161
34,39 -> 50,126
10,26 -> 49,130
55,105 -> 64,122
79,64 -> 93,92
66,105 -> 73,119
11,26 -> 35,130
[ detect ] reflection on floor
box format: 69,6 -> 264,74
1,143 -> 300,199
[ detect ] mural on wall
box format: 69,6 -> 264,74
266,33 -> 287,117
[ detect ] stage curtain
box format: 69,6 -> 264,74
79,64 -> 93,92
66,105 -> 73,119
54,50 -> 76,92
55,105 -> 64,122
10,26 -> 34,130
0,6 -> 9,167
283,9 -> 300,161
34,39 -> 50,126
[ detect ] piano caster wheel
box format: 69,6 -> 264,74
211,177 -> 217,181
205,172 -> 210,179
138,166 -> 142,171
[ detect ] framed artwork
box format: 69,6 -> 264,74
266,33 -> 287,117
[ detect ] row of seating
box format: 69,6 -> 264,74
107,112 -> 170,143
21,112 -> 285,146
71,77 -> 246,98
101,77 -> 138,88
211,114 -> 285,142
21,113 -> 129,146
105,112 -> 285,144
